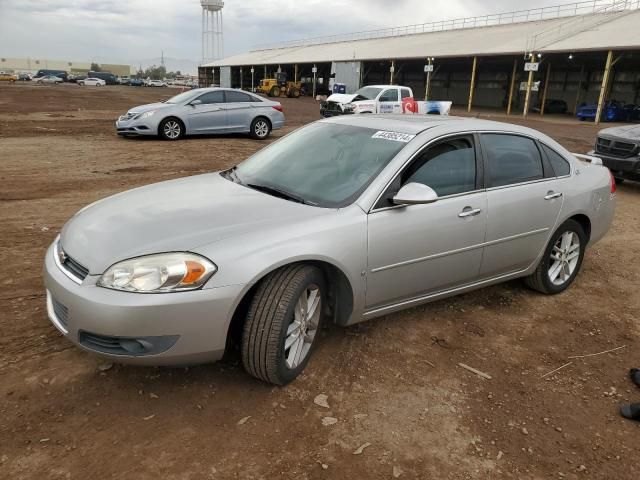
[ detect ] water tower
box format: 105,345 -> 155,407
201,0 -> 224,64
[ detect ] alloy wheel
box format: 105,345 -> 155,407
255,121 -> 269,138
284,285 -> 321,369
548,231 -> 580,286
163,120 -> 181,139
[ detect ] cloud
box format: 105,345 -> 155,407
0,0 -> 571,73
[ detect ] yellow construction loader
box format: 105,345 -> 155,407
257,72 -> 303,98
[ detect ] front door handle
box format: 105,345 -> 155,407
544,191 -> 563,200
458,207 -> 482,218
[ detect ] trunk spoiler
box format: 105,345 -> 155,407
572,153 -> 603,165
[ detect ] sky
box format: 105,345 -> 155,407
0,0 -> 570,73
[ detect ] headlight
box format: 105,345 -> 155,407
137,110 -> 157,120
97,253 -> 217,293
343,104 -> 356,112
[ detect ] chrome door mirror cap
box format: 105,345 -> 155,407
392,183 -> 439,206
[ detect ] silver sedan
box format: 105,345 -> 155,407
115,87 -> 285,140
44,116 -> 615,385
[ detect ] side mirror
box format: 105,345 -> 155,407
392,183 -> 439,206
190,99 -> 202,106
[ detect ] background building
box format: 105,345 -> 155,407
0,57 -> 135,76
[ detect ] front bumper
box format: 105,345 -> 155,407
588,150 -> 640,179
43,243 -> 245,366
115,118 -> 157,137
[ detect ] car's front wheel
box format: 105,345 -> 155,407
250,117 -> 271,140
242,265 -> 326,385
524,219 -> 586,294
159,117 -> 184,141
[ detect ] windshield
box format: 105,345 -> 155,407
354,87 -> 383,100
165,90 -> 200,104
230,123 -> 412,207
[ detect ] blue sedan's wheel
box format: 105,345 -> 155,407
241,264 -> 326,385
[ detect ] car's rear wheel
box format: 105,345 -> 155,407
524,219 -> 586,294
241,265 -> 326,385
250,117 -> 271,140
159,117 -> 184,141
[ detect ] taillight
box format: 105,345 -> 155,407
272,104 -> 283,112
610,171 -> 616,194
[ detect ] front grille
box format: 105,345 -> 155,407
596,137 -> 638,158
61,254 -> 89,281
51,296 -> 69,328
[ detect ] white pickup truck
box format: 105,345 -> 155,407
320,85 -> 415,117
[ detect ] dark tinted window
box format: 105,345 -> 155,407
197,91 -> 225,104
226,91 -> 254,103
483,134 -> 543,187
379,89 -> 398,102
541,144 -> 571,176
402,137 -> 476,197
401,89 -> 411,99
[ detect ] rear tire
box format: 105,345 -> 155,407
250,117 -> 271,140
242,265 -> 326,385
269,87 -> 280,98
158,117 -> 184,141
524,219 -> 586,295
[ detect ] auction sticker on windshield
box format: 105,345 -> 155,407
371,131 -> 416,143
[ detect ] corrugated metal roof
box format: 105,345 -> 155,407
204,9 -> 640,67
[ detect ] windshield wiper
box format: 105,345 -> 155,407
246,183 -> 314,205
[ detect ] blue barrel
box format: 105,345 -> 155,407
333,83 -> 346,94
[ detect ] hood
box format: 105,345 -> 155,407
599,124 -> 640,141
60,173 -> 324,274
326,93 -> 358,105
128,102 -> 171,114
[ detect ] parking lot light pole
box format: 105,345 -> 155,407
467,56 -> 477,113
507,58 -> 517,115
251,67 -> 254,92
312,64 -> 317,99
390,60 -> 395,85
523,53 -> 535,118
425,58 -> 433,102
294,64 -> 298,83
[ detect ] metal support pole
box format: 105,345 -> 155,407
425,58 -> 432,102
240,67 -> 243,90
390,60 -> 395,85
507,58 -> 517,115
468,56 -> 477,113
201,9 -> 205,63
540,63 -> 551,116
595,50 -> 614,125
294,64 -> 298,83
523,54 -> 534,118
313,64 -> 317,99
251,67 -> 254,92
264,65 -> 267,79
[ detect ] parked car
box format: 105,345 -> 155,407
116,87 -> 284,140
0,72 -> 17,83
35,69 -> 68,82
78,77 -> 106,86
147,80 -> 168,87
45,116 -> 615,384
532,99 -> 568,114
88,71 -> 117,85
118,76 -> 131,85
576,100 -> 634,122
17,73 -> 31,81
35,75 -> 64,84
589,124 -> 640,183
321,85 -> 415,117
129,78 -> 144,87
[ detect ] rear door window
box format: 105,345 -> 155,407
225,91 -> 254,103
482,134 -> 544,188
401,89 -> 412,99
379,89 -> 399,102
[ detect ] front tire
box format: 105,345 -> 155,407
242,265 -> 326,385
158,117 -> 184,141
269,87 -> 280,97
524,219 -> 586,294
250,117 -> 271,140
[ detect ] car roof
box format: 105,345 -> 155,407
320,114 -> 550,137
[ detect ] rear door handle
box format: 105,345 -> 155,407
458,207 -> 482,218
544,191 -> 563,200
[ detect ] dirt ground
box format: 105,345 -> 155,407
1,83 -> 639,480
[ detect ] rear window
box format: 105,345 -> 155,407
482,134 -> 544,188
226,91 -> 254,103
541,144 -> 571,177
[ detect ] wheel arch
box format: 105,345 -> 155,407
224,258 -> 355,353
568,213 -> 592,242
